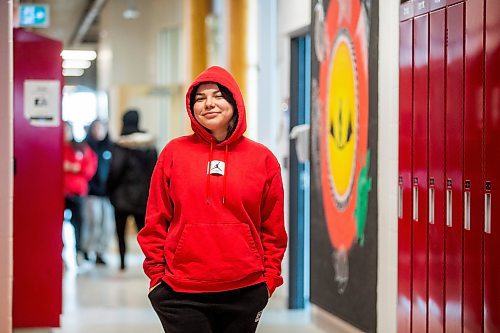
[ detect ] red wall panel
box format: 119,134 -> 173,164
398,18 -> 414,333
412,13 -> 429,333
463,0 -> 485,332
428,8 -> 446,333
13,29 -> 63,327
484,0 -> 500,331
445,4 -> 464,333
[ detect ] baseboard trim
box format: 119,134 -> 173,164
311,305 -> 365,333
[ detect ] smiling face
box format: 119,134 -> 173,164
193,83 -> 234,141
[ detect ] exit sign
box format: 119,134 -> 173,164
19,4 -> 50,28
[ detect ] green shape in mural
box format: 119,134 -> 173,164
354,150 -> 372,247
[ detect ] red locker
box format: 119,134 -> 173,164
412,11 -> 429,333
463,0 -> 485,332
13,29 -> 63,327
398,2 -> 414,331
484,0 -> 500,331
428,7 -> 446,333
445,4 -> 464,333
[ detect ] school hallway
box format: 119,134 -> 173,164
34,229 -> 332,333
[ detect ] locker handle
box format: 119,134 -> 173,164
429,188 -> 435,224
485,193 -> 491,234
446,189 -> 452,227
413,184 -> 418,222
464,191 -> 470,230
398,184 -> 403,219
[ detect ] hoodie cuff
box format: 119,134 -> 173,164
149,275 -> 163,289
265,276 -> 283,297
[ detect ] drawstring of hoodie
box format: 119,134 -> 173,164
206,141 -> 214,204
205,142 -> 229,205
222,144 -> 228,204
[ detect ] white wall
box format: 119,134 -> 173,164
0,1 -> 13,332
377,1 -> 399,332
278,0 -> 311,101
99,0 -> 183,89
98,0 -> 184,145
257,0 -> 279,155
275,0 -> 311,305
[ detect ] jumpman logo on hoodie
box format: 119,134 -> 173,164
208,160 -> 225,175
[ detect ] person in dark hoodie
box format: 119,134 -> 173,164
137,66 -> 287,333
108,109 -> 157,270
81,119 -> 115,265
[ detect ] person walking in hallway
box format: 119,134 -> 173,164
138,66 -> 287,333
81,119 -> 115,265
108,110 -> 157,270
63,121 -> 97,263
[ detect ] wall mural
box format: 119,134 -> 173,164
310,0 -> 378,331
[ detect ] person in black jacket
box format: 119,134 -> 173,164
107,110 -> 157,270
81,119 -> 115,265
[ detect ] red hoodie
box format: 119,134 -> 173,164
137,66 -> 287,296
63,142 -> 97,196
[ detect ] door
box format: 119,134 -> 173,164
398,6 -> 414,332
463,0 -> 485,332
445,4 -> 464,332
483,0 -> 500,331
289,32 -> 311,309
428,7 -> 446,332
412,11 -> 430,333
13,29 -> 64,328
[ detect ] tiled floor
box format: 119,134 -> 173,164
49,226 -> 330,333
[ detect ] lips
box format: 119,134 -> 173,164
203,111 -> 221,118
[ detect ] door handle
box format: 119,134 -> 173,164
398,183 -> 403,219
413,184 -> 418,222
485,192 -> 491,234
464,191 -> 470,230
446,189 -> 452,227
429,187 -> 435,224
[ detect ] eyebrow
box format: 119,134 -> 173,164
195,89 -> 221,96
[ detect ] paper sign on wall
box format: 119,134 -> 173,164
24,80 -> 60,127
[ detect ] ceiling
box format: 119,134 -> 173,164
20,0 -> 104,48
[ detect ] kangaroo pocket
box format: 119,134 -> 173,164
172,223 -> 264,282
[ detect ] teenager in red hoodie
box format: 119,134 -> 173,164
63,121 -> 97,260
138,66 -> 287,333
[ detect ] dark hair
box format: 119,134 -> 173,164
190,82 -> 239,140
121,109 -> 142,135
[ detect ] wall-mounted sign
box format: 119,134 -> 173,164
19,4 -> 50,28
24,80 -> 60,127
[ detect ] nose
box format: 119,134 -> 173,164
205,96 -> 215,108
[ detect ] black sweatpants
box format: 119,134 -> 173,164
148,282 -> 269,333
65,195 -> 84,253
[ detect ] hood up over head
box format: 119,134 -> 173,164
185,66 -> 247,146
185,66 -> 248,204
